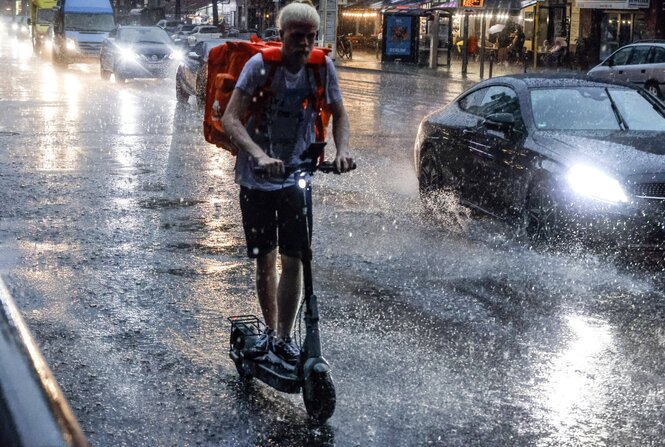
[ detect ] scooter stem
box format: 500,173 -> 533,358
301,181 -> 322,359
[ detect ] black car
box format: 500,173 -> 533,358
414,74 -> 665,247
175,38 -> 234,106
100,26 -> 183,82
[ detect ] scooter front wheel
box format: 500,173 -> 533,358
303,371 -> 336,423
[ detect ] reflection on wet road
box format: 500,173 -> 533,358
0,34 -> 664,446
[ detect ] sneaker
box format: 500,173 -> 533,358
245,327 -> 274,358
271,336 -> 300,364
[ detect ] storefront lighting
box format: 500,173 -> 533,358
342,11 -> 377,18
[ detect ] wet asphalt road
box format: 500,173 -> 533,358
1,34 -> 665,446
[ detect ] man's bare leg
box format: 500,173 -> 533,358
256,249 -> 278,329
276,254 -> 302,338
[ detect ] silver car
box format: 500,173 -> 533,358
588,41 -> 665,99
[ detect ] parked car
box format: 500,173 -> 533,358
588,41 -> 665,99
414,74 -> 665,247
186,25 -> 223,47
228,29 -> 256,40
156,19 -> 183,34
176,38 -> 234,106
171,23 -> 196,39
261,27 -> 279,42
100,26 -> 182,82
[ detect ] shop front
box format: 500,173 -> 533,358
575,0 -> 651,62
375,0 -> 456,65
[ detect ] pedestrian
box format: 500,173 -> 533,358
222,0 -> 353,364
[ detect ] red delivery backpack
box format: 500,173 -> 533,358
203,37 -> 332,156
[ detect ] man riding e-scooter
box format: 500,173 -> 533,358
222,0 -> 354,365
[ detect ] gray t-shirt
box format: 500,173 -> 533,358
234,53 -> 343,190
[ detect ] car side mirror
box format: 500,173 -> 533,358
607,58 -> 615,67
484,113 -> 515,131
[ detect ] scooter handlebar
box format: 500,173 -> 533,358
253,161 -> 356,177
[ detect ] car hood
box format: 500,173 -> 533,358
128,42 -> 174,55
532,130 -> 665,178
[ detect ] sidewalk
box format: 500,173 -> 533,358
334,49 -> 581,82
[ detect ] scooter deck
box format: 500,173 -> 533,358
229,317 -> 302,394
234,347 -> 301,394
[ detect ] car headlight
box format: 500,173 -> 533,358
66,38 -> 77,50
119,47 -> 138,61
567,164 -> 628,203
169,49 -> 184,61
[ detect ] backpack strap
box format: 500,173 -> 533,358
250,50 -> 281,131
307,62 -> 327,143
252,47 -> 329,147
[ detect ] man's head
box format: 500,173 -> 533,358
278,1 -> 320,67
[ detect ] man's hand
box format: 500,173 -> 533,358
256,154 -> 285,177
334,150 -> 354,174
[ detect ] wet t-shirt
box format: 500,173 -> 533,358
234,53 -> 342,190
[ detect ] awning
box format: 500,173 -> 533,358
365,0 -> 527,10
574,0 -> 649,8
482,0 -> 525,11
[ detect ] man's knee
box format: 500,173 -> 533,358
257,249 -> 278,272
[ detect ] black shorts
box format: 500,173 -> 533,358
239,185 -> 312,259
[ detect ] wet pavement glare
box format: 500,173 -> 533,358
1,34 -> 665,446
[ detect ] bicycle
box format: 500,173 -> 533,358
336,34 -> 353,60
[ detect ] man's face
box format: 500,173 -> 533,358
280,22 -> 317,66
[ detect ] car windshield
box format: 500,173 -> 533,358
37,9 -> 55,24
200,27 -> 218,34
180,25 -> 195,32
65,13 -> 115,32
119,28 -> 172,44
531,87 -> 665,131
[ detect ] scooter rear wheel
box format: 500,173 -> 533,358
231,328 -> 252,380
303,372 -> 336,423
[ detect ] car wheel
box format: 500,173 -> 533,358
645,81 -> 663,99
176,76 -> 189,103
515,180 -> 562,245
100,66 -> 111,80
114,66 -> 126,83
418,147 -> 457,197
195,71 -> 206,108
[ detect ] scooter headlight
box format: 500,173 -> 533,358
66,38 -> 77,50
567,164 -> 628,204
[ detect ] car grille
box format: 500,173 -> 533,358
78,42 -> 101,54
140,53 -> 169,62
631,183 -> 665,199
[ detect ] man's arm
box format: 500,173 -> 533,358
222,88 -> 284,175
328,101 -> 354,173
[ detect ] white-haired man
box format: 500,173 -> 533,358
222,1 -> 353,363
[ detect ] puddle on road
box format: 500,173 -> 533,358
139,197 -> 204,209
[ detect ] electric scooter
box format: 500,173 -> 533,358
228,143 -> 354,423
